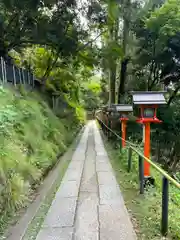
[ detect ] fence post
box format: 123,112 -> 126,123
109,120 -> 112,139
32,76 -> 35,88
106,116 -> 108,136
13,65 -> 16,85
127,147 -> 132,172
3,60 -> 7,83
19,69 -> 22,84
138,155 -> 144,194
161,177 -> 169,236
22,69 -> 25,84
119,138 -> 122,153
1,57 -> 5,83
107,119 -> 110,139
107,119 -> 109,139
28,71 -> 31,85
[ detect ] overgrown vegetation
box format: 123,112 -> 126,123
0,85 -> 84,235
81,77 -> 102,111
104,138 -> 180,240
0,0 -> 102,233
0,0 -> 180,236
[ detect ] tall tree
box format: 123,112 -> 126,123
0,0 -> 83,61
108,1 -> 119,104
117,0 -> 131,103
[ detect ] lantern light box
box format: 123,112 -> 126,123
131,91 -> 167,185
112,104 -> 133,148
132,91 -> 166,123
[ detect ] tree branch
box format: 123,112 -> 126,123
167,85 -> 180,106
76,30 -> 106,52
5,12 -> 19,32
41,14 -> 75,82
42,30 -> 106,83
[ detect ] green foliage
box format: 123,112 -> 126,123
127,0 -> 180,173
0,86 -> 81,234
105,141 -> 180,239
102,41 -> 123,65
107,0 -> 120,24
0,0 -> 83,58
75,106 -> 86,124
131,0 -> 180,90
81,78 -> 102,110
146,0 -> 180,39
85,79 -> 101,93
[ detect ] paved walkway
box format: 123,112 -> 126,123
36,121 -> 137,240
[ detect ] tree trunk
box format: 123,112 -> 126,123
109,62 -> 116,104
118,0 -> 131,103
118,58 -> 129,103
108,21 -> 118,105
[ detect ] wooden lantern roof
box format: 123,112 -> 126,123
114,104 -> 133,112
131,91 -> 166,105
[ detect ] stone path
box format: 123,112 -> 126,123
36,121 -> 137,240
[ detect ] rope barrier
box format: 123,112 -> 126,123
96,116 -> 180,190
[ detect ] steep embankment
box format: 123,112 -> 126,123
0,86 -> 84,234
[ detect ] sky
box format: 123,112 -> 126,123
76,0 -> 102,76
76,0 -> 102,48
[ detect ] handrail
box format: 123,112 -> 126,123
96,116 -> 180,189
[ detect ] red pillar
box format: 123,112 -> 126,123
144,122 -> 151,177
121,120 -> 127,148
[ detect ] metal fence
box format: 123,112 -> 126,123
0,57 -> 35,87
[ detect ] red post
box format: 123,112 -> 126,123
144,122 -> 151,177
121,120 -> 127,148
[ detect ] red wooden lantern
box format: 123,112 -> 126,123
114,104 -> 133,148
132,91 -> 166,182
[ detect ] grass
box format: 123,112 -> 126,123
103,136 -> 180,240
0,85 -> 84,235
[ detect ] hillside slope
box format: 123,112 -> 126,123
0,86 -> 84,234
